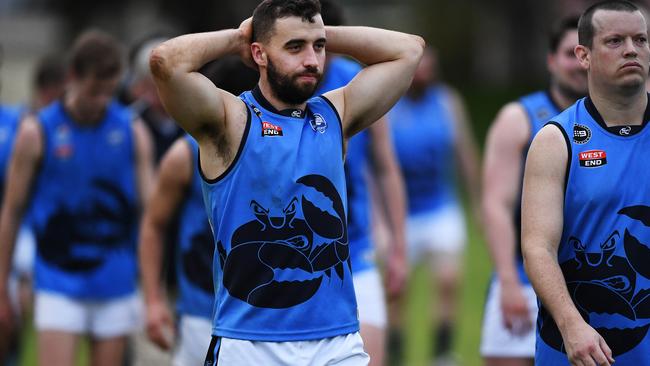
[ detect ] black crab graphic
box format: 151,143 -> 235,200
36,179 -> 136,272
181,222 -> 215,293
216,174 -> 350,309
539,205 -> 650,356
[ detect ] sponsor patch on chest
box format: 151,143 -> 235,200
261,121 -> 283,137
578,149 -> 607,168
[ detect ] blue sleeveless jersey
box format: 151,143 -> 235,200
201,89 -> 358,341
31,100 -> 138,299
0,105 -> 22,207
388,85 -> 458,215
317,57 -> 374,273
535,97 -> 650,364
514,91 -> 561,285
176,135 -> 214,319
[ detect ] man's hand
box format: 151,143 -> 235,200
385,252 -> 407,298
238,18 -> 256,69
0,288 -> 14,339
561,319 -> 615,366
499,280 -> 533,336
145,299 -> 174,350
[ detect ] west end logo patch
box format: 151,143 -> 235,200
579,149 -> 607,168
261,121 -> 283,137
573,124 -> 592,144
309,113 -> 327,133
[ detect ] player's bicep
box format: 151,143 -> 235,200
4,116 -> 43,213
367,117 -> 396,175
521,124 -> 568,254
482,104 -> 530,209
339,59 -> 417,137
145,139 -> 191,229
154,69 -> 232,137
133,119 -> 155,206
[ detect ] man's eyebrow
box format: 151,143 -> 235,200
284,39 -> 306,47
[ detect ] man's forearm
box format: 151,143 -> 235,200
378,166 -> 406,257
325,26 -> 424,66
139,221 -> 166,305
0,209 -> 22,292
151,29 -> 247,79
483,202 -> 520,285
524,245 -> 584,331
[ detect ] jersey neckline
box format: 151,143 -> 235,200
252,86 -> 307,119
584,93 -> 650,137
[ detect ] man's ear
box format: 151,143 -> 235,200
574,44 -> 591,70
251,42 -> 267,67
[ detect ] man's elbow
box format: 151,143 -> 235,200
403,35 -> 425,63
149,45 -> 173,82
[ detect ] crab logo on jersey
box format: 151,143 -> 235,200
573,124 -> 592,144
579,149 -> 607,168
309,113 -> 327,133
538,205 -> 650,357
261,121 -> 283,137
216,174 -> 350,308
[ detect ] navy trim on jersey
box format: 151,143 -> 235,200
204,336 -> 221,366
319,95 -> 345,160
584,94 -> 650,137
545,121 -> 572,192
252,85 -> 307,118
198,105 -> 252,184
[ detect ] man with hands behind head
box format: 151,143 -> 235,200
149,0 -> 424,365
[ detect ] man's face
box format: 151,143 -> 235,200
261,15 -> 326,104
71,73 -> 120,121
549,30 -> 587,98
587,10 -> 649,91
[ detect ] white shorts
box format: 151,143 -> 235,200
353,268 -> 387,329
34,291 -> 142,339
406,204 -> 467,264
173,315 -> 212,366
206,332 -> 369,366
479,280 -> 538,358
12,224 -> 35,278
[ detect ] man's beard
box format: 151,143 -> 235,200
267,58 -> 321,105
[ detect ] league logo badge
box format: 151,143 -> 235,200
573,124 -> 592,144
309,113 -> 327,134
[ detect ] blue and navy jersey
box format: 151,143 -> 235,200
317,57 -> 374,273
388,85 -> 458,215
0,105 -> 23,207
31,100 -> 138,299
176,135 -> 214,319
535,96 -> 650,365
201,87 -> 358,341
514,91 -> 561,284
